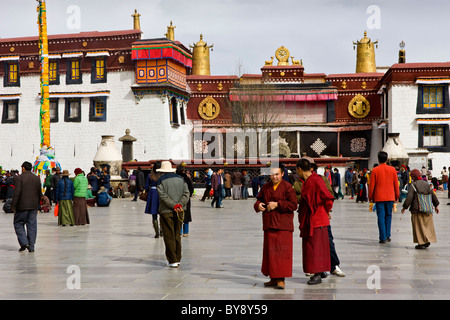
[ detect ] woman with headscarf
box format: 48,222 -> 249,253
55,170 -> 75,226
73,168 -> 90,225
401,169 -> 439,249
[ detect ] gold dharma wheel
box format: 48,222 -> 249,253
198,96 -> 220,120
275,46 -> 290,66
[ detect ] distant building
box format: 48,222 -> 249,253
0,13 -> 193,172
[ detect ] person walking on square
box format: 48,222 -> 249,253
297,158 -> 335,285
11,161 -> 42,252
401,169 -> 439,249
133,166 -> 145,201
333,168 -> 344,199
254,163 -> 298,289
293,158 -> 345,278
73,168 -> 90,225
55,170 -> 75,226
43,169 -> 53,205
441,166 -> 448,191
176,165 -> 194,237
231,169 -> 242,200
156,161 -> 190,268
211,168 -> 224,208
145,161 -> 162,238
200,168 -> 212,202
51,167 -> 61,205
368,151 -> 400,244
224,171 -> 232,199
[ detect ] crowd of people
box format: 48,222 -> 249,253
1,153 -> 445,286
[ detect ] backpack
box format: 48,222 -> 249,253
3,198 -> 13,213
411,183 -> 434,214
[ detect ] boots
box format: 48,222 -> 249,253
152,220 -> 160,238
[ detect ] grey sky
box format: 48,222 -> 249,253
1,0 -> 449,75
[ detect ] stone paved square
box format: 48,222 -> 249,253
1,190 -> 450,300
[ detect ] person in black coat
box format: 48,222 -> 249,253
11,161 -> 42,252
132,167 -> 145,201
176,165 -> 194,237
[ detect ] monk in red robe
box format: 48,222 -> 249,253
254,164 -> 298,289
296,158 -> 334,285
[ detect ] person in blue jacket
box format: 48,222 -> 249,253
55,170 -> 75,226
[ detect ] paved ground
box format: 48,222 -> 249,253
1,189 -> 450,300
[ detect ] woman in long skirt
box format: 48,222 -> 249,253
55,170 -> 75,226
73,168 -> 90,225
145,161 -> 161,238
401,169 -> 439,249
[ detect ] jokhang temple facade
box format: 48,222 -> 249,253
0,10 -> 448,177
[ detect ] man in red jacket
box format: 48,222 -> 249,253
297,158 -> 335,285
369,151 -> 400,243
254,164 -> 298,289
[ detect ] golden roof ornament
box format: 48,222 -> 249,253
165,21 -> 176,41
190,34 -> 214,76
353,31 -> 378,73
132,9 -> 141,30
275,46 -> 290,66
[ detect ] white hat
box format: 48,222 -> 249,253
156,161 -> 176,173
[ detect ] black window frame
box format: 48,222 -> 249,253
66,59 -> 82,85
417,84 -> 450,114
49,60 -> 60,85
64,98 -> 82,122
49,98 -> 59,123
170,97 -> 179,126
91,57 -> 107,84
2,99 -> 19,123
89,96 -> 107,122
418,124 -> 450,152
4,61 -> 20,87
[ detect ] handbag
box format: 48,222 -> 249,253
139,190 -> 148,201
54,203 -> 59,217
411,183 -> 433,213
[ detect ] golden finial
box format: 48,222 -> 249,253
132,9 -> 141,30
353,31 -> 378,73
165,21 -> 176,41
190,34 -> 214,76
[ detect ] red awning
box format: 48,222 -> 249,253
229,92 -> 337,102
132,43 -> 192,68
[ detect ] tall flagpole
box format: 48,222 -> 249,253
38,0 -> 50,148
34,0 -> 61,175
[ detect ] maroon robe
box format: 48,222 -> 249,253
254,180 -> 298,278
298,172 -> 334,274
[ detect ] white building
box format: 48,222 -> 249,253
0,25 -> 193,172
380,62 -> 450,177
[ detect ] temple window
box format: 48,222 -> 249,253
67,59 -> 82,84
64,98 -> 81,122
49,99 -> 59,122
422,85 -> 444,108
1,99 -> 19,123
49,60 -> 59,84
4,62 -> 19,87
170,97 -> 179,126
180,103 -> 186,125
89,97 -> 107,121
92,58 -> 107,83
422,125 -> 444,147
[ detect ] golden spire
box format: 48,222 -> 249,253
132,9 -> 141,30
190,34 -> 214,76
165,21 -> 176,41
353,31 -> 378,73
